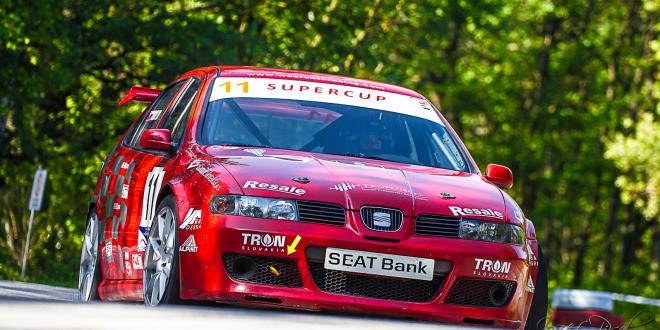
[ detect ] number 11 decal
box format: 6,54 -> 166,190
217,81 -> 249,93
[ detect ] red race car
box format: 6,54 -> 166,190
79,66 -> 547,328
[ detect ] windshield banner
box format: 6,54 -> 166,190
209,77 -> 443,125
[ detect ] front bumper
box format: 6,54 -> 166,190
178,213 -> 532,328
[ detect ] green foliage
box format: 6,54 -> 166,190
606,114 -> 660,220
0,0 -> 658,324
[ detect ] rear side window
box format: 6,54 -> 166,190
125,79 -> 187,148
160,79 -> 200,148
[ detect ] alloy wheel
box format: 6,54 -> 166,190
143,206 -> 176,306
79,212 -> 99,302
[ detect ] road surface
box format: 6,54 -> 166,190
0,280 -> 481,330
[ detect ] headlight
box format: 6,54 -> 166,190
210,195 -> 298,221
459,219 -> 524,245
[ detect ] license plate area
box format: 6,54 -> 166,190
324,247 -> 434,281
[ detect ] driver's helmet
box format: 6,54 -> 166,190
350,120 -> 393,153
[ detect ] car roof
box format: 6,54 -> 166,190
177,66 -> 423,99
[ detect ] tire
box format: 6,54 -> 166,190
79,208 -> 102,302
143,195 -> 181,306
525,245 -> 549,330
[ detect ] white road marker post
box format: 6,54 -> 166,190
21,167 -> 47,279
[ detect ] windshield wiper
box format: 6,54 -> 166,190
219,143 -> 273,149
332,153 -> 387,161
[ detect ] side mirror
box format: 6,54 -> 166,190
140,129 -> 172,151
485,164 -> 513,189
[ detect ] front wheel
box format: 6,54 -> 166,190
79,209 -> 102,302
143,195 -> 180,306
525,245 -> 549,330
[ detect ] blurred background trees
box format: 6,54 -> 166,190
1,0 -> 657,319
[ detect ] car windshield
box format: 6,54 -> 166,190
200,97 -> 468,171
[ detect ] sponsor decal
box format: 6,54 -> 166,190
449,206 -> 504,219
120,162 -> 130,169
187,159 -> 203,169
243,180 -> 306,196
113,202 -> 120,210
241,233 -> 286,253
240,232 -> 302,255
196,165 -> 221,190
105,240 -> 113,263
331,183 -> 356,191
329,182 -> 426,200
179,235 -> 198,253
244,148 -> 266,157
132,254 -> 143,270
121,184 -> 130,199
473,258 -> 511,279
418,99 -> 432,111
526,275 -> 535,293
373,212 -> 392,227
124,251 -> 132,277
186,159 -> 222,189
324,248 -> 434,281
361,183 -> 427,200
287,235 -> 301,255
146,110 -> 162,121
137,167 -> 165,252
179,208 -> 202,230
527,244 -> 538,267
265,82 -> 386,102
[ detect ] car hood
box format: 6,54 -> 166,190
199,146 -> 511,223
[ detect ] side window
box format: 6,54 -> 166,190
160,79 -> 200,147
126,79 -> 187,148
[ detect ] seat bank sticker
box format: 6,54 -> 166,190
209,77 -> 443,125
324,248 -> 434,281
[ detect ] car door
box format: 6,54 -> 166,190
99,79 -> 188,280
122,77 -> 201,280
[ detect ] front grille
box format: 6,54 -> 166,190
415,215 -> 461,237
223,253 -> 302,288
307,261 -> 445,302
296,200 -> 346,226
446,278 -> 517,307
360,207 -> 403,232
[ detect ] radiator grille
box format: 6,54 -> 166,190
296,201 -> 346,226
415,215 -> 461,237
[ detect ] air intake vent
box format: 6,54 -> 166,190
415,215 -> 461,237
296,201 -> 346,226
447,278 -> 517,307
360,207 -> 403,232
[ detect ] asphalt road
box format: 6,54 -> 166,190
0,280 -> 482,330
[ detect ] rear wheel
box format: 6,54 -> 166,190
525,245 -> 549,330
143,195 -> 180,306
79,209 -> 102,302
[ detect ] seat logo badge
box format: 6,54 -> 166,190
439,192 -> 456,199
373,212 -> 392,227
